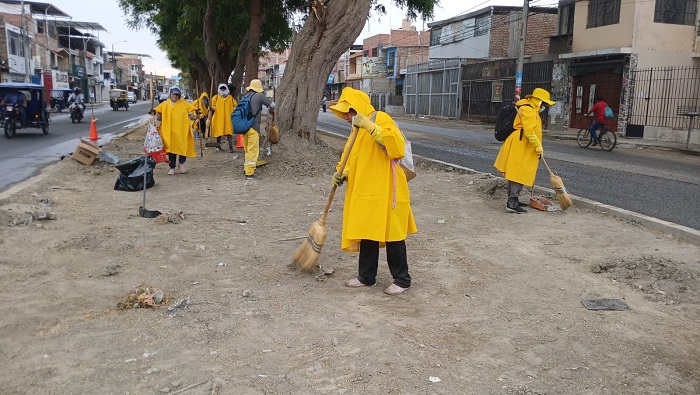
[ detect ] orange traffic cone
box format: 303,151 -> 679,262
89,117 -> 99,141
236,134 -> 244,149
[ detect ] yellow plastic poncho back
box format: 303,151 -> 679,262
210,94 -> 236,138
192,92 -> 209,133
494,97 -> 543,187
332,88 -> 417,252
154,98 -> 197,158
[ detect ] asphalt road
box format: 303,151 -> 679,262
316,112 -> 700,231
0,101 -> 149,191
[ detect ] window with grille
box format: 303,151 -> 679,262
430,28 -> 442,46
587,0 -> 620,28
654,0 -> 696,25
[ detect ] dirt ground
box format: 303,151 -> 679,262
1,119 -> 699,395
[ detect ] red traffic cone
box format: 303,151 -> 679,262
236,134 -> 244,149
89,117 -> 99,141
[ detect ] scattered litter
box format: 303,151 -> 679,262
218,262 -> 226,267
437,219 -> 446,224
167,298 -> 189,312
319,265 -> 334,275
581,299 -> 630,311
242,290 -> 252,297
117,285 -> 171,310
38,198 -> 55,206
429,376 -> 441,383
99,150 -> 120,164
156,209 -> 186,224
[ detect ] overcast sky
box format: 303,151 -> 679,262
56,0 -> 552,76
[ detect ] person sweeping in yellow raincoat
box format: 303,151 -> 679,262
192,91 -> 209,139
330,87 -> 417,295
153,86 -> 197,175
241,79 -> 275,180
210,83 -> 237,152
494,88 -> 555,213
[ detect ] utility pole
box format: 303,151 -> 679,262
21,0 -> 30,83
515,0 -> 530,101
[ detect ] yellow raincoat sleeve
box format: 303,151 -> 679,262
518,105 -> 542,149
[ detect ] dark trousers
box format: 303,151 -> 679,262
217,135 -> 234,150
358,239 -> 411,288
588,121 -> 606,142
168,153 -> 186,169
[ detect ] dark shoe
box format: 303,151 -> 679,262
245,174 -> 260,180
506,197 -> 527,213
215,146 -> 224,151
518,200 -> 528,207
591,141 -> 598,147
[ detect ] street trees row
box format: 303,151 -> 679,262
119,0 -> 436,142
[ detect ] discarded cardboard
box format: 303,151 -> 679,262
72,139 -> 101,165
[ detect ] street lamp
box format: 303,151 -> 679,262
112,41 -> 127,86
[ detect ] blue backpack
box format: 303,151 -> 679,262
231,92 -> 258,134
604,106 -> 614,119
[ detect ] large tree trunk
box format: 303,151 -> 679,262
277,0 -> 370,141
203,0 -> 232,85
244,0 -> 264,86
230,33 -> 249,98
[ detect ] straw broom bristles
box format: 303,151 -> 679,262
293,127 -> 359,272
541,157 -> 573,210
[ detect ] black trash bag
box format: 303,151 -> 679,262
114,156 -> 156,192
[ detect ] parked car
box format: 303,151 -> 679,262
127,91 -> 137,104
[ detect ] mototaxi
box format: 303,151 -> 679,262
0,82 -> 50,138
109,89 -> 129,111
50,88 -> 73,113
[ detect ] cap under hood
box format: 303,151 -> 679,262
330,87 -> 375,119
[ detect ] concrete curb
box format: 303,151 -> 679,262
318,127 -> 700,246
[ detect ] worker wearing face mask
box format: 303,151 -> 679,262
494,88 -> 555,213
210,83 -> 237,152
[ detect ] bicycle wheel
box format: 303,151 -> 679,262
577,128 -> 592,148
599,130 -> 617,151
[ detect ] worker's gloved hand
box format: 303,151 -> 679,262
535,145 -> 544,155
352,113 -> 376,131
189,113 -> 196,120
331,170 -> 348,187
148,109 -> 156,115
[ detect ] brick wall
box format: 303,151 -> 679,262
363,34 -> 390,51
488,11 -> 558,60
398,46 -> 429,69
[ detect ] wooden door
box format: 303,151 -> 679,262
571,72 -> 622,131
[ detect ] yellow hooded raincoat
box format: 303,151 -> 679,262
210,93 -> 236,138
331,88 -> 417,252
155,98 -> 197,158
494,97 -> 543,187
192,92 -> 209,133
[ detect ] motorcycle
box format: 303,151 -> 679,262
69,102 -> 84,123
3,103 -> 21,138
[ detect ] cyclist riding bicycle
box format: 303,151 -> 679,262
586,94 -> 608,147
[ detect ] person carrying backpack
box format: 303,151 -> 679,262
240,79 -> 275,180
494,88 -> 555,213
586,94 -> 608,146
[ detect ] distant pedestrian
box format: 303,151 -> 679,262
192,92 -> 210,139
241,79 -> 275,180
153,86 -> 197,175
210,83 -> 236,152
586,95 -> 608,146
321,95 -> 327,112
89,90 -> 95,104
329,87 -> 417,295
494,88 -> 555,213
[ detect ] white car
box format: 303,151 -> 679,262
127,92 -> 137,104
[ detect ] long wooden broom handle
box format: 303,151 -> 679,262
320,126 -> 359,225
540,156 -> 554,176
